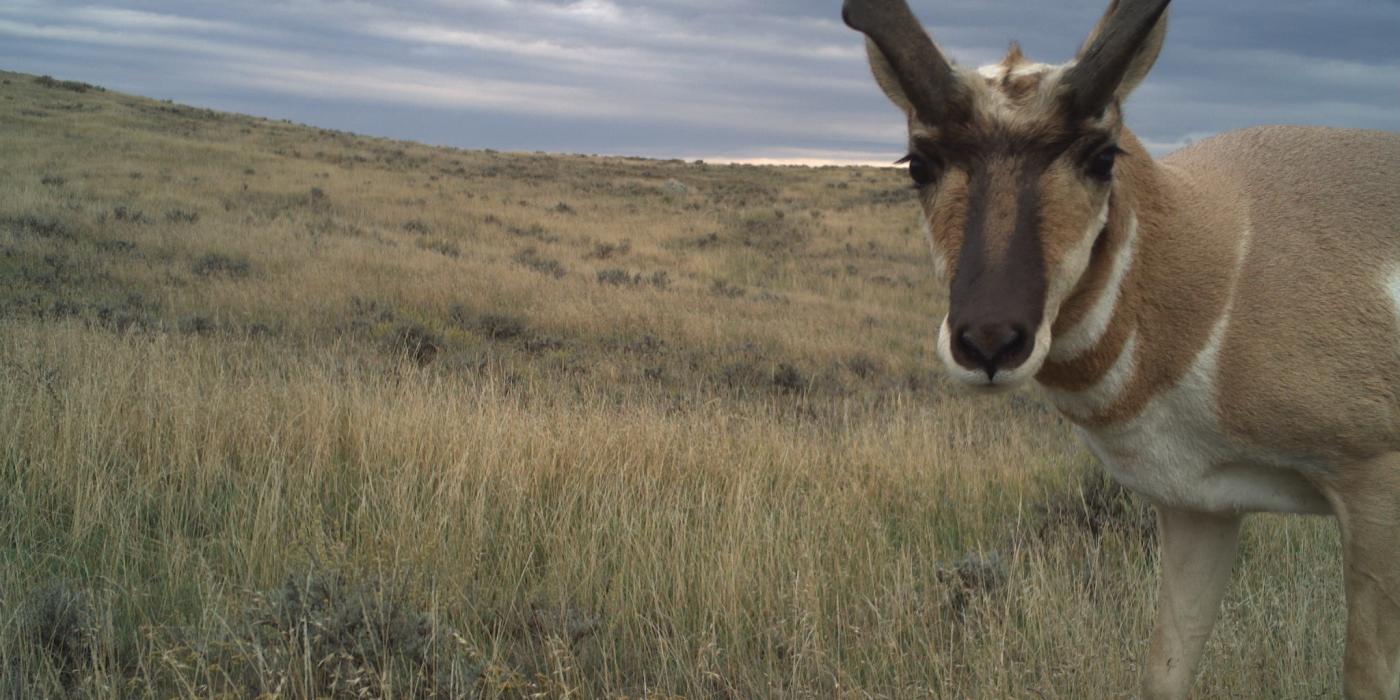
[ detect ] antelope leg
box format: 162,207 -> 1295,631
1142,506 -> 1242,700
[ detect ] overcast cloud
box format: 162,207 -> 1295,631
1,0 -> 1396,164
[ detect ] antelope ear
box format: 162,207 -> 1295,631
1065,0 -> 1170,117
865,39 -> 915,113
1120,11 -> 1168,98
843,0 -> 969,126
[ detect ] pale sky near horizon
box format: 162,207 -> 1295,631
2,0 -> 1397,165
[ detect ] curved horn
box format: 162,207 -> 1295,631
1062,0 -> 1171,119
843,0 -> 967,125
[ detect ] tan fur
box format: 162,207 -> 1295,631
1003,42 -> 1027,69
1144,508 -> 1242,700
979,157 -> 1022,264
1035,150 -> 1111,294
1041,196 -> 1136,391
1042,126 -> 1400,438
986,43 -> 1046,101
922,168 -> 969,275
1039,128 -> 1245,425
849,0 -> 1400,696
1201,128 -> 1400,463
1315,452 -> 1400,698
964,64 -> 1066,129
1058,128 -> 1399,700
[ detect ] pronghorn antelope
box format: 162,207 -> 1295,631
842,0 -> 1400,696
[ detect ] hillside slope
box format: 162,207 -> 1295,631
0,71 -> 1344,698
1,68 -> 947,398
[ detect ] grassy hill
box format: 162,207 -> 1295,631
0,70 -> 1345,697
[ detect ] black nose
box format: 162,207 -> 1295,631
954,322 -> 1030,379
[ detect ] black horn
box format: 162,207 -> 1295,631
842,0 -> 968,125
1062,0 -> 1171,119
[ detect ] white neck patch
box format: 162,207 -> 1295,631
1049,211 -> 1138,362
1388,266 -> 1400,328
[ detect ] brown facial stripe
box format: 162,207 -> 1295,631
939,126 -> 1109,356
947,154 -> 1049,346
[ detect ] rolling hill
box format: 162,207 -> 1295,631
0,70 -> 1344,698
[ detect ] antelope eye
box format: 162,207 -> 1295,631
900,153 -> 940,187
1087,146 -> 1122,182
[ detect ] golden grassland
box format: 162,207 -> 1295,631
0,69 -> 1347,697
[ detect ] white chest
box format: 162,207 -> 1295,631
1047,320 -> 1331,515
1077,414 -> 1329,516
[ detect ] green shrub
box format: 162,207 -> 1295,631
473,312 -> 527,341
414,238 -> 460,258
192,253 -> 251,278
1032,464 -> 1156,544
112,206 -> 147,223
513,248 -> 566,278
3,215 -> 74,240
596,268 -> 637,286
34,75 -> 98,92
22,579 -> 102,689
164,209 -> 199,224
391,322 -> 441,365
772,363 -> 806,393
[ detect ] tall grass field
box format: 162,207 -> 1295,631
0,70 -> 1346,698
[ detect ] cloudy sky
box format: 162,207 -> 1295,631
2,0 -> 1397,164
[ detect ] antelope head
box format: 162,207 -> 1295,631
845,0 -> 1170,391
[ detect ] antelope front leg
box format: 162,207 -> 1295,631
1142,506 -> 1242,700
1317,452 -> 1400,700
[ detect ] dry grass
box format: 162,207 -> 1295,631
0,69 -> 1347,697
